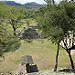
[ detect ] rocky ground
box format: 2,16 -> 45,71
23,69 -> 75,75
1,68 -> 75,75
27,70 -> 75,75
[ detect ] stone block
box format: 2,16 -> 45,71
21,55 -> 34,65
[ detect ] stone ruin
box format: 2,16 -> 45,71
21,26 -> 41,39
17,55 -> 38,74
21,55 -> 34,65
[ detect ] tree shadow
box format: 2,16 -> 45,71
58,69 -> 75,73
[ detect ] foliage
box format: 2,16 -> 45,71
0,19 -> 21,56
44,0 -> 55,5
0,2 -> 38,56
0,3 -> 22,56
36,1 -> 75,71
37,2 -> 75,43
26,19 -> 30,27
6,6 -> 26,35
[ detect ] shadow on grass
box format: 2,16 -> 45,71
58,69 -> 75,73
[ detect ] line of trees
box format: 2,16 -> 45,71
36,0 -> 75,71
0,2 -> 35,57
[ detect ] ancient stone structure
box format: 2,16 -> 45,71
21,55 -> 34,65
21,55 -> 38,73
21,26 -> 41,39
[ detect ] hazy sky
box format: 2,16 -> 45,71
1,0 -> 61,4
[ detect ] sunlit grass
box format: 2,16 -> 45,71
0,39 -> 75,73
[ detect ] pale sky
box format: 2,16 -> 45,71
1,0 -> 62,4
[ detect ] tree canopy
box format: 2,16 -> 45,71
0,3 -> 25,56
36,1 -> 75,71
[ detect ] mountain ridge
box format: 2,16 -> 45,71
0,1 -> 45,9
25,2 -> 39,5
0,1 -> 22,6
0,1 -> 44,6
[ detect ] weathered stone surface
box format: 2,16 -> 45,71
12,64 -> 27,74
26,64 -> 38,73
30,65 -> 38,73
22,26 -> 41,39
21,55 -> 34,65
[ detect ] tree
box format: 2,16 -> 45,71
37,1 -> 75,71
44,0 -> 55,5
26,19 -> 30,27
0,3 -> 21,57
6,6 -> 26,36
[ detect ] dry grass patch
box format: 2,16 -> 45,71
0,39 -> 75,73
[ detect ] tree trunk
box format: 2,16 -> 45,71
67,51 -> 74,69
59,38 -> 75,70
54,42 -> 59,71
52,0 -> 55,4
13,25 -> 16,36
10,19 -> 16,36
71,0 -> 74,1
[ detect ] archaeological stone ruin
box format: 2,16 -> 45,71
18,26 -> 41,39
21,55 -> 38,73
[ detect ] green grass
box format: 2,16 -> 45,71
0,39 -> 75,73
13,59 -> 21,64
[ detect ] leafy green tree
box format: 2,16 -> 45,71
26,19 -> 30,27
37,1 -> 75,71
44,0 -> 55,5
6,6 -> 26,36
0,3 -> 21,57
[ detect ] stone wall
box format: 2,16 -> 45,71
21,26 -> 41,39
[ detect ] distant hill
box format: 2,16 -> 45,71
0,1 -> 22,6
0,1 -> 46,9
25,2 -> 38,5
24,2 -> 45,9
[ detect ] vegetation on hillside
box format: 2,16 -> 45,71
0,0 -> 75,73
